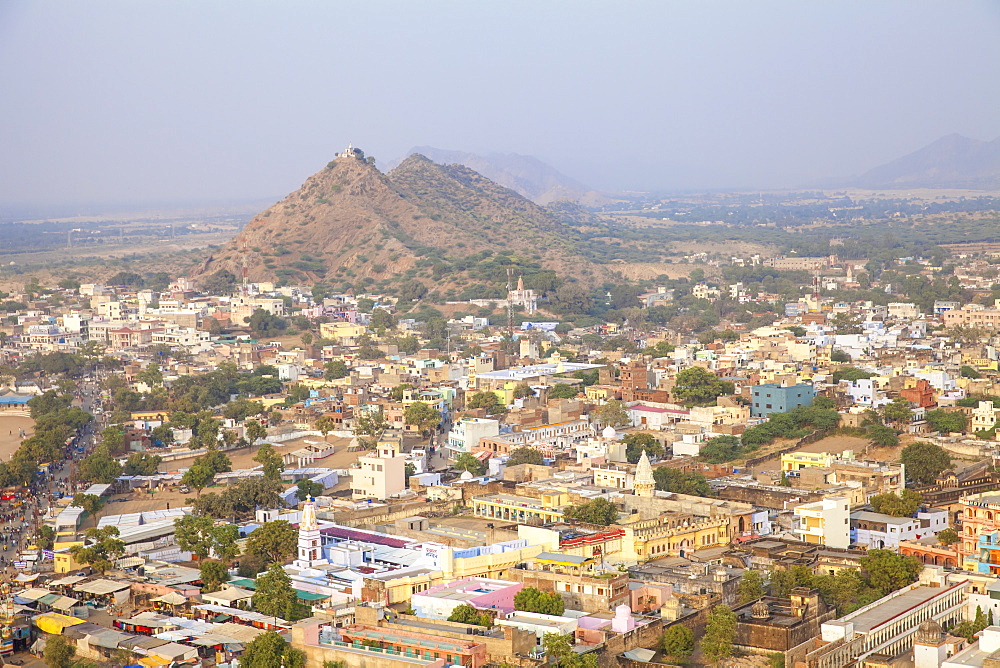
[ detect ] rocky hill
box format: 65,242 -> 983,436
386,146 -> 609,205
199,150 -> 609,292
854,134 -> 1000,190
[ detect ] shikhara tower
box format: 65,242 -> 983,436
293,496 -> 321,569
634,449 -> 655,497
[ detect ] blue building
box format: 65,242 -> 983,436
750,383 -> 816,418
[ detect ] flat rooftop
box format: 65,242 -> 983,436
841,585 -> 954,634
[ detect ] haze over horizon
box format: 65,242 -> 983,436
1,1 -> 998,209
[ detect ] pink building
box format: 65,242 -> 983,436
411,577 -> 523,620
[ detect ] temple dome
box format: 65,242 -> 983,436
602,425 -> 617,439
751,600 -> 770,619
915,619 -> 944,644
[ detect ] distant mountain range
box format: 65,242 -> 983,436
200,150 -> 612,287
385,146 -> 609,205
850,134 -> 1000,190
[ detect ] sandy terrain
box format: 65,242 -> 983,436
750,435 -> 872,473
0,415 -> 34,462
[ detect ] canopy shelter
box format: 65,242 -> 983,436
151,592 -> 188,606
34,612 -> 86,635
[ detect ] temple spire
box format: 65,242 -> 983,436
634,449 -> 655,497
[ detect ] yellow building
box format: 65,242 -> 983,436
619,516 -> 729,561
585,385 -> 614,402
319,322 -> 367,344
472,492 -> 566,524
53,547 -> 85,574
781,451 -> 834,472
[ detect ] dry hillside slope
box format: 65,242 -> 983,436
201,151 -> 606,288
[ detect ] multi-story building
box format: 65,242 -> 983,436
410,577 -> 522,620
750,383 -> 816,418
350,453 -> 406,501
472,493 -> 566,524
943,304 -> 1000,328
794,496 -> 850,548
971,401 -> 1000,433
592,465 -> 633,490
800,570 -> 968,668
505,565 -> 629,613
959,492 -> 1000,568
851,511 -> 920,550
446,417 -> 500,458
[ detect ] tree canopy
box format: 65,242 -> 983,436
253,564 -> 311,622
870,489 -> 921,517
672,366 -> 734,405
239,631 -> 306,668
562,498 -> 618,525
899,441 -> 951,484
507,447 -> 544,467
514,587 -> 565,616
245,520 -> 299,565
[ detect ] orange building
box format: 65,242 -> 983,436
900,379 -> 936,409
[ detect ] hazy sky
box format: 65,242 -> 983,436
1,1 -> 998,207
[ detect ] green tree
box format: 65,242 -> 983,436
315,415 -> 338,441
245,420 -> 267,445
507,447 -> 545,467
549,383 -> 579,399
253,563 -> 310,621
77,444 -> 122,484
622,432 -> 664,464
404,401 -> 441,434
239,631 -> 306,668
701,604 -> 737,662
738,570 -> 765,604
660,624 -> 694,660
937,528 -> 960,546
865,423 -> 899,449
562,498 -> 618,525
961,365 -> 982,379
870,489 -> 922,517
466,391 -> 505,414
182,462 -> 217,497
860,549 -> 922,596
43,633 -> 77,668
200,559 -> 230,593
448,603 -> 492,627
296,478 -> 325,501
924,409 -> 967,434
246,520 -> 299,565
652,467 -> 710,496
353,409 -> 388,448
673,366 -> 732,405
174,515 -> 240,561
882,398 -> 913,428
123,451 -> 162,476
38,525 -> 56,550
900,441 -> 952,484
595,399 -> 631,428
514,587 -> 565,615
454,453 -> 487,477
324,360 -> 349,380
513,384 -> 534,399
699,435 -> 743,464
71,493 -> 104,517
246,308 -> 288,338
69,526 -> 125,574
254,444 -> 285,481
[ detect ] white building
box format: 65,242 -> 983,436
794,496 -> 850,548
446,417 -> 500,458
350,453 -> 406,501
